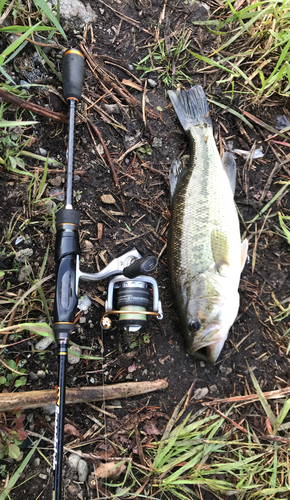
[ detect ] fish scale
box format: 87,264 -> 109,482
169,126 -> 241,285
168,85 -> 248,363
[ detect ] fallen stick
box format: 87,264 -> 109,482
0,88 -> 68,124
202,386 -> 290,406
0,379 -> 168,412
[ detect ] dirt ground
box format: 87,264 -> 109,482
1,0 -> 290,499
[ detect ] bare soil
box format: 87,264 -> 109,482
1,1 -> 290,499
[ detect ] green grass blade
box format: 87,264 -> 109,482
1,22 -> 42,60
0,121 -> 37,127
0,437 -> 41,500
207,98 -> 254,129
0,25 -> 53,33
247,362 -> 278,426
36,44 -> 62,81
33,0 -> 67,39
0,65 -> 15,84
187,50 -> 237,75
247,182 -> 290,223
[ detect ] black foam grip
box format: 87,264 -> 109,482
53,254 -> 78,341
62,49 -> 85,102
56,208 -> 80,226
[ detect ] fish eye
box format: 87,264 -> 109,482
188,320 -> 200,333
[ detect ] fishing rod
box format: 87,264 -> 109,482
52,48 -> 85,500
52,48 -> 163,500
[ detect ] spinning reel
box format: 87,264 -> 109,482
78,247 -> 163,332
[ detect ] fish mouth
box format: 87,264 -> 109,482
187,325 -> 226,364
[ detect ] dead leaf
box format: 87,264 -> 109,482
93,461 -> 126,479
143,419 -> 162,436
64,424 -> 83,438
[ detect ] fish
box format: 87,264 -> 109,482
167,85 -> 248,364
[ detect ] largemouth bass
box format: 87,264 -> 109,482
167,85 -> 248,363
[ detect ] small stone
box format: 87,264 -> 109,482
49,188 -> 65,202
68,453 -> 80,470
18,263 -> 33,282
39,148 -> 47,156
68,345 -> 81,364
20,80 -> 31,89
148,78 -> 157,88
33,458 -> 40,467
90,377 -> 95,384
115,486 -> 128,496
43,406 -> 56,414
152,137 -> 162,148
35,199 -> 57,214
77,294 -> 92,311
79,316 -> 86,324
200,361 -> 205,367
101,194 -> 115,204
15,451 -> 23,462
15,248 -> 33,263
29,371 -> 38,381
219,365 -> 233,375
35,336 -> 54,351
49,175 -> 62,187
39,474 -> 47,480
68,484 -> 79,495
125,373 -> 133,380
99,7 -> 104,14
36,370 -> 46,379
78,458 -> 89,482
193,387 -> 209,400
209,384 -> 218,393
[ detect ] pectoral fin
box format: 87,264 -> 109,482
241,238 -> 248,271
169,157 -> 189,201
211,229 -> 230,276
222,152 -> 236,195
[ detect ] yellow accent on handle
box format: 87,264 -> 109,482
64,49 -> 84,58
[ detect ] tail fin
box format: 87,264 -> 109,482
169,85 -> 212,132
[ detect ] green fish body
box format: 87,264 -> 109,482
168,85 -> 248,363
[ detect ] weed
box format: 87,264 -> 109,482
0,411 -> 27,459
0,358 -> 27,389
192,0 -> 290,103
135,27 -> 193,88
0,0 -> 65,82
137,144 -> 152,158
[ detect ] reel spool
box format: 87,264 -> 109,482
78,247 -> 163,332
102,275 -> 163,331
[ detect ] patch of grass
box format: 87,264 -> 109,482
135,27 -> 194,88
192,0 -> 290,103
0,0 -> 65,82
100,378 -> 290,499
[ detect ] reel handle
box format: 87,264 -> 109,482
123,255 -> 158,279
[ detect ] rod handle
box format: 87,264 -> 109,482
62,48 -> 85,102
